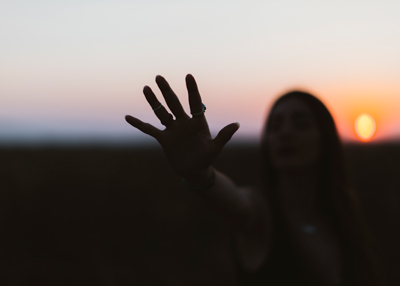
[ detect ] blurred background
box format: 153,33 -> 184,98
1,0 -> 399,285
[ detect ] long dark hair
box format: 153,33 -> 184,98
260,90 -> 382,285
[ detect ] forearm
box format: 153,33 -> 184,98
182,167 -> 256,230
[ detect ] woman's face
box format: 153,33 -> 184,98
267,97 -> 321,171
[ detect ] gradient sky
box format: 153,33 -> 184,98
1,0 -> 399,145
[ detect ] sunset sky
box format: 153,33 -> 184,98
1,0 -> 399,145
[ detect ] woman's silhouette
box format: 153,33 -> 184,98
125,74 -> 379,285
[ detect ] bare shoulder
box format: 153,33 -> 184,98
234,187 -> 273,272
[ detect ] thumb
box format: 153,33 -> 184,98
214,122 -> 240,153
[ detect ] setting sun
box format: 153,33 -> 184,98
355,114 -> 376,141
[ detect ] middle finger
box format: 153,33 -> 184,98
155,75 -> 188,119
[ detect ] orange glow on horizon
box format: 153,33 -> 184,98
323,85 -> 400,142
354,114 -> 376,141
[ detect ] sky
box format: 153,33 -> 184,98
1,0 -> 399,145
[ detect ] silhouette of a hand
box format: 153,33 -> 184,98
125,74 -> 239,179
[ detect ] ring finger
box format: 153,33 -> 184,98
143,86 -> 174,126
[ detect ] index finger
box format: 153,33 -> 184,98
186,74 -> 204,117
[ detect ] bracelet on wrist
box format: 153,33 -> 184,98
181,169 -> 216,191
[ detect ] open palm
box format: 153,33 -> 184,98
125,74 -> 239,179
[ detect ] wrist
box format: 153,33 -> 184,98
181,167 -> 216,191
181,167 -> 212,184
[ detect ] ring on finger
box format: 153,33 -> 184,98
151,103 -> 174,126
191,103 -> 206,116
152,103 -> 162,111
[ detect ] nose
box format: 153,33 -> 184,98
280,119 -> 294,135
277,120 -> 296,142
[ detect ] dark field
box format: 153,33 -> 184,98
1,142 -> 399,285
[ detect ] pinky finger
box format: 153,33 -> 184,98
125,115 -> 162,139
